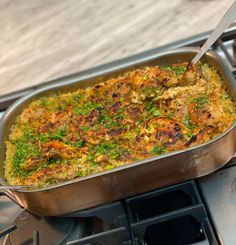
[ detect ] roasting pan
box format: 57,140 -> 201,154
0,47 -> 236,216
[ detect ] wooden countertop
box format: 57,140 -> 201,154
0,0 -> 234,96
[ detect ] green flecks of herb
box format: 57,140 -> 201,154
90,161 -> 98,167
12,140 -> 41,178
109,148 -> 122,159
56,105 -> 66,112
61,97 -> 74,106
77,170 -> 83,177
145,102 -> 161,117
45,158 -> 57,166
119,97 -> 125,102
111,148 -> 130,160
74,139 -> 84,148
186,132 -> 194,140
94,125 -> 100,131
153,109 -> 161,117
105,164 -> 115,170
161,65 -> 187,76
80,126 -> 90,132
123,124 -> 131,130
117,108 -> 125,113
94,144 -> 108,155
143,87 -> 158,96
35,134 -> 49,143
98,114 -> 106,122
93,142 -> 117,155
150,146 -> 166,155
73,102 -> 102,115
220,94 -> 231,100
115,114 -> 124,120
98,113 -> 118,128
73,107 -> 81,115
39,98 -> 47,107
150,88 -> 158,95
87,153 -> 96,161
183,114 -> 195,129
143,73 -> 150,81
192,94 -> 208,109
146,101 -> 153,110
90,142 -> 126,160
38,97 -> 55,107
72,94 -> 83,102
51,129 -> 67,140
86,154 -> 97,167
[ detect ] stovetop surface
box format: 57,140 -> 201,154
1,27 -> 236,245
199,162 -> 236,245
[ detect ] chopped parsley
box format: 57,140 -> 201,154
183,114 -> 194,129
98,113 -> 118,128
80,126 -> 90,132
11,130 -> 41,178
150,146 -> 166,155
74,139 -> 84,148
153,109 -> 161,117
52,129 -> 67,140
192,94 -> 208,109
161,65 -> 187,76
89,142 -> 129,160
73,102 -> 102,115
146,102 -> 162,117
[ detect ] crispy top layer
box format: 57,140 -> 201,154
4,63 -> 236,187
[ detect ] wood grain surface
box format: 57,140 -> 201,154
0,0 -> 234,96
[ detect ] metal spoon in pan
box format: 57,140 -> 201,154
191,0 -> 236,65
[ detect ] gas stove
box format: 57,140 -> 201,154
1,26 -> 236,245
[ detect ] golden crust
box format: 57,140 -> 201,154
4,63 -> 236,187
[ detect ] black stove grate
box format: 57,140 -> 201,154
1,181 -> 217,245
144,215 -> 205,245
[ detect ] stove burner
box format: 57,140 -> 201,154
4,210 -> 79,245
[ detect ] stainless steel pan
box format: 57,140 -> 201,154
1,47 -> 236,216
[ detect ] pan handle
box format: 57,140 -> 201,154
0,187 -> 24,208
0,185 -> 31,191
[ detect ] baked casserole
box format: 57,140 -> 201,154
4,63 -> 236,187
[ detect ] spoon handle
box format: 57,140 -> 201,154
192,1 -> 236,64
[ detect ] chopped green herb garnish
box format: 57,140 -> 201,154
192,94 -> 208,109
74,140 -> 84,148
150,146 -> 166,155
183,114 -> 194,129
153,109 -> 161,117
220,94 -> 231,100
105,165 -> 115,170
143,74 -> 150,80
161,65 -> 187,76
80,126 -> 90,132
51,129 -> 67,140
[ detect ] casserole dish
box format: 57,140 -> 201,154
0,47 -> 236,216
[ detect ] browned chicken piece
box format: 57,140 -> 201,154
43,141 -> 78,159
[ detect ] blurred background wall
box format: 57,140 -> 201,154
0,0 -> 234,95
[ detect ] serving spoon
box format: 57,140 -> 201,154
191,0 -> 236,65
